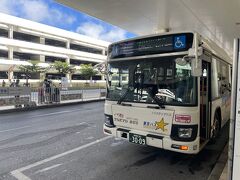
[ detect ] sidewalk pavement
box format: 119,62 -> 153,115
219,163 -> 228,180
208,144 -> 228,180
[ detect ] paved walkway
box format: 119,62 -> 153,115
219,164 -> 228,180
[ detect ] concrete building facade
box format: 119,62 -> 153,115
0,13 -> 109,84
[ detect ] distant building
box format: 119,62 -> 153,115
0,13 -> 109,83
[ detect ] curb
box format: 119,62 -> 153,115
208,144 -> 228,180
0,99 -> 105,114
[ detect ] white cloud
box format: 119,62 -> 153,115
0,0 -> 76,25
77,23 -> 104,39
19,0 -> 49,22
65,16 -> 76,25
76,22 -> 127,42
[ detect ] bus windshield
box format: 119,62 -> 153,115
107,55 -> 197,106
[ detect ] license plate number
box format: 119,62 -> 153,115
129,133 -> 146,145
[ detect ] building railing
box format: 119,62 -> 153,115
0,87 -> 106,110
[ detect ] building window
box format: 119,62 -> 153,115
45,38 -> 66,48
70,59 -> 97,66
92,75 -> 102,80
0,71 -> 8,79
46,73 -> 65,80
45,56 -> 66,63
13,31 -> 40,43
0,28 -> 8,38
72,74 -> 101,80
70,59 -> 86,66
13,52 -> 40,61
0,50 -> 8,58
71,74 -> 85,80
70,43 -> 102,55
13,72 -> 40,80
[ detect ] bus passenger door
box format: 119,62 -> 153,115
200,61 -> 211,141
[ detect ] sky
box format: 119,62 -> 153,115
0,0 -> 136,42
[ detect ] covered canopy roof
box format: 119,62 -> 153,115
57,0 -> 240,58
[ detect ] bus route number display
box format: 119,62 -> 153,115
109,33 -> 193,59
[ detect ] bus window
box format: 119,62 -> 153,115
211,58 -> 219,99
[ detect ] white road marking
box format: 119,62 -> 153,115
0,126 -> 31,133
11,170 -> 31,180
35,164 -> 62,174
30,110 -> 76,118
10,136 -> 112,180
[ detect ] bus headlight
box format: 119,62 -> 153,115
104,114 -> 115,127
171,125 -> 197,141
178,128 -> 193,138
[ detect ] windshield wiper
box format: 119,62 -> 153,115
146,87 -> 165,109
117,87 -> 133,105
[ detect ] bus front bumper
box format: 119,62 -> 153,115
103,124 -> 200,154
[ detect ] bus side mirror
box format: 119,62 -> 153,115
191,58 -> 202,77
188,47 -> 203,77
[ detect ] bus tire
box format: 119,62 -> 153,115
211,112 -> 221,142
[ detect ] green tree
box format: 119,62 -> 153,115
79,64 -> 98,83
18,60 -> 47,85
52,61 -> 75,76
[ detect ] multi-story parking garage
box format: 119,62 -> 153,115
0,13 -> 109,84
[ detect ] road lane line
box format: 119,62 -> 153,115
30,110 -> 74,118
35,164 -> 62,174
10,136 -> 112,180
0,126 -> 31,133
18,136 -> 112,171
29,108 -> 88,118
11,170 -> 31,180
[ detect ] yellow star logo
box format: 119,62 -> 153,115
155,118 -> 168,131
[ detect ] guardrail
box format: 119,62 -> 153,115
0,87 -> 106,110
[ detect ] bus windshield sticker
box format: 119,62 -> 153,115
175,115 -> 191,123
155,118 -> 169,131
143,118 -> 169,132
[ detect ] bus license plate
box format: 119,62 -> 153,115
129,133 -> 146,145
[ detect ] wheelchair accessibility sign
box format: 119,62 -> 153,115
174,35 -> 186,49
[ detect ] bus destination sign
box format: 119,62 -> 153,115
109,33 -> 193,59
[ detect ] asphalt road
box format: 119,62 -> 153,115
0,101 -> 228,180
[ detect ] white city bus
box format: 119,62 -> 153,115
103,32 -> 232,154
